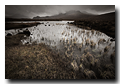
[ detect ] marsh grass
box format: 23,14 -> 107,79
5,34 -> 25,47
85,39 -> 90,46
110,51 -> 115,64
5,42 -> 77,79
104,46 -> 110,52
78,51 -> 115,79
5,34 -> 80,79
5,22 -> 40,30
5,31 -> 115,79
69,20 -> 115,38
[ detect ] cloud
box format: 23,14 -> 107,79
5,5 -> 115,18
85,5 -> 115,14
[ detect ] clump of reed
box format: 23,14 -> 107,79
96,31 -> 99,34
64,51 -> 69,57
90,40 -> 96,48
66,40 -> 70,46
56,23 -> 64,25
100,71 -> 114,79
94,59 -> 100,66
78,44 -> 83,51
79,63 -> 84,72
63,38 -> 65,42
71,60 -> 79,71
84,47 -> 89,53
62,31 -> 65,35
75,29 -> 77,33
64,45 -> 68,50
104,46 -> 110,52
110,51 -> 115,64
65,33 -> 67,37
108,43 -> 112,46
70,38 -> 73,43
112,46 -> 115,49
103,52 -> 108,58
73,37 -> 76,42
81,29 -> 85,33
85,38 -> 90,46
83,69 -> 97,79
72,40 -> 77,46
99,50 -> 102,55
80,54 -> 85,63
86,31 -> 90,36
90,43 -> 96,48
68,33 -> 70,36
91,29 -> 95,35
85,52 -> 95,66
98,39 -> 106,45
71,29 -> 74,32
66,38 -> 68,42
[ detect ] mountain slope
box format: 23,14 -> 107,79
93,12 -> 115,21
33,11 -> 96,20
6,14 -> 29,18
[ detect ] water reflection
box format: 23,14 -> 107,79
5,21 -> 115,65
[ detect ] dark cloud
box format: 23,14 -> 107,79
5,5 -> 115,18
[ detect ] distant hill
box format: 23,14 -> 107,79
93,12 -> 115,21
33,11 -> 115,21
33,10 -> 96,20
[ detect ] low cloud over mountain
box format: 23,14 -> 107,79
33,10 -> 115,20
33,11 -> 95,19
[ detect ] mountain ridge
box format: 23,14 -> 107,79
33,10 -> 95,20
5,11 -> 115,21
33,10 -> 115,20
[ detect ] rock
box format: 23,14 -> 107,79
110,38 -> 115,41
6,33 -> 12,36
23,29 -> 31,36
26,42 -> 29,44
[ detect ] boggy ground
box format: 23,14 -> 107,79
5,22 -> 41,30
69,20 -> 115,39
5,34 -> 81,79
5,33 -> 115,79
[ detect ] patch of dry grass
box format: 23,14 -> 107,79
6,43 -> 77,79
5,34 -> 115,79
5,22 -> 40,30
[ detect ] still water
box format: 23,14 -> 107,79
5,21 -> 115,65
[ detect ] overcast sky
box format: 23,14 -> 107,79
5,5 -> 115,18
